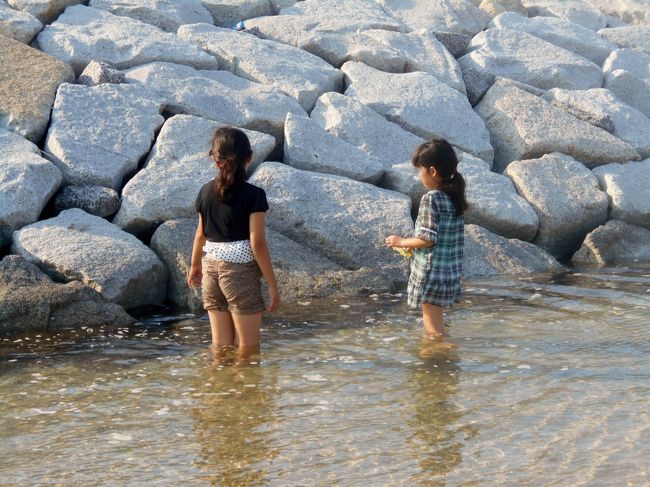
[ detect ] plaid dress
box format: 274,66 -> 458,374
408,190 -> 464,308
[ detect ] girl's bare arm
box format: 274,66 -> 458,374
249,211 -> 280,312
385,235 -> 434,249
188,215 -> 207,287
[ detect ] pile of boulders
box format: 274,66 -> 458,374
1,0 -> 649,331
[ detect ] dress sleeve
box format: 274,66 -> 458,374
249,187 -> 269,213
414,191 -> 438,243
194,186 -> 203,213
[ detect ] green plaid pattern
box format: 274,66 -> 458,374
408,190 -> 464,308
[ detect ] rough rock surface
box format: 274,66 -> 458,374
44,83 -> 165,189
598,25 -> 650,55
593,159 -> 650,230
604,69 -> 650,120
177,23 -> 343,111
11,209 -> 167,309
0,127 -> 40,156
113,115 -> 275,236
0,1 -> 42,44
0,35 -> 74,142
342,61 -> 493,162
0,255 -> 134,334
201,0 -> 273,27
53,185 -> 121,218
603,49 -> 650,83
283,113 -> 385,184
572,220 -> 650,265
587,0 -> 650,26
475,81 -> 640,172
479,0 -> 527,17
125,61 -> 306,143
77,61 -> 126,87
522,0 -> 607,31
505,153 -> 609,260
6,0 -> 83,24
34,5 -> 220,75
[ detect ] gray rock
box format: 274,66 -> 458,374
248,162 -> 413,281
177,23 -> 343,111
201,0 -> 273,27
33,5 -> 219,75
269,0 -> 297,13
0,35 -> 75,143
489,11 -> 617,64
459,28 -> 603,92
44,83 -> 165,189
598,25 -> 650,55
593,159 -> 650,230
11,208 -> 167,309
0,1 -> 42,44
604,69 -> 650,120
89,0 -> 213,32
0,255 -> 134,334
461,62 -> 496,106
430,31 -> 471,58
505,153 -> 609,259
124,61 -> 306,143
522,0 -> 607,30
463,224 -> 563,278
6,0 -> 83,24
475,81 -> 640,172
0,127 -> 39,156
0,150 -> 61,248
77,61 -> 126,86
342,61 -> 494,163
545,88 -> 650,158
113,114 -> 275,236
283,113 -> 385,184
53,185 -> 121,218
603,49 -> 650,83
479,0 -> 528,17
587,0 -> 650,27
572,220 -> 650,265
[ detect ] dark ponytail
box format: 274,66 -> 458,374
210,127 -> 252,202
412,138 -> 467,216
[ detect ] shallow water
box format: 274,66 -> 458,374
1,266 -> 649,486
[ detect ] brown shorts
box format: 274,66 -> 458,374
201,258 -> 265,314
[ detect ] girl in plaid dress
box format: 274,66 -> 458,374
386,139 -> 467,341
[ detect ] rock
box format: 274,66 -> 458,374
379,0 -> 490,36
6,0 -> 83,24
0,150 -> 62,248
201,0 -> 273,27
11,208 -> 167,309
459,28 -> 603,92
572,220 -> 650,265
381,162 -> 424,210
362,29 -> 466,94
342,61 -> 494,163
269,0 -> 297,13
522,0 -> 607,31
248,162 -> 413,280
177,23 -> 343,111
603,49 -> 650,83
89,0 -> 213,32
545,88 -> 650,158
284,113 -> 385,184
44,83 -> 164,189
0,127 -> 39,156
0,255 -> 134,334
593,159 -> 650,230
113,114 -> 275,236
310,92 -> 426,167
587,0 -> 650,26
505,153 -> 609,259
33,5 -> 219,75
77,61 -> 126,86
0,35 -> 74,143
124,61 -> 306,143
489,12 -> 617,65
479,0 -> 527,17
604,69 -> 650,120
0,1 -> 42,43
430,31 -> 471,58
53,185 -> 121,218
598,25 -> 650,55
475,81 -> 640,172
461,63 -> 496,106
463,224 -> 563,278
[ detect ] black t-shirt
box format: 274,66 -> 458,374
194,181 -> 269,242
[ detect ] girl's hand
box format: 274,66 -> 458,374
187,265 -> 202,288
267,285 -> 281,312
385,235 -> 404,248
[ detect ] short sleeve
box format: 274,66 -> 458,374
194,186 -> 204,213
249,187 -> 269,213
414,191 -> 438,242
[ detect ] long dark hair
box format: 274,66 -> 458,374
210,127 -> 252,202
412,139 -> 467,216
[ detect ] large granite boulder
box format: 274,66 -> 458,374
11,209 -> 167,309
283,113 -> 385,184
603,49 -> 650,83
0,35 -> 74,142
52,185 -> 121,218
604,69 -> 650,120
598,26 -> 650,55
593,159 -> 650,230
201,0 -> 273,27
177,23 -> 343,111
0,1 -> 42,44
459,28 -> 603,92
248,162 -> 413,280
475,81 -> 640,172
505,153 -> 609,259
463,224 -> 563,278
89,0 -> 213,32
587,0 -> 650,26
124,61 -> 306,143
77,61 -> 126,87
342,61 -> 494,163
0,127 -> 39,156
113,115 -> 275,236
0,255 -> 134,334
522,0 -> 607,31
479,0 -> 527,17
44,83 -> 165,189
6,0 -> 83,24
572,220 -> 650,265
33,5 -> 219,75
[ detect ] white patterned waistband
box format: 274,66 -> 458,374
203,239 -> 255,264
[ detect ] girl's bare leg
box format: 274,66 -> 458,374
422,303 -> 445,339
232,312 -> 262,348
208,310 -> 236,348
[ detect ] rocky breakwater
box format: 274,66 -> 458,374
1,0 -> 650,332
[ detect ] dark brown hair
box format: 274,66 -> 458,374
412,138 -> 467,216
210,127 -> 252,202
